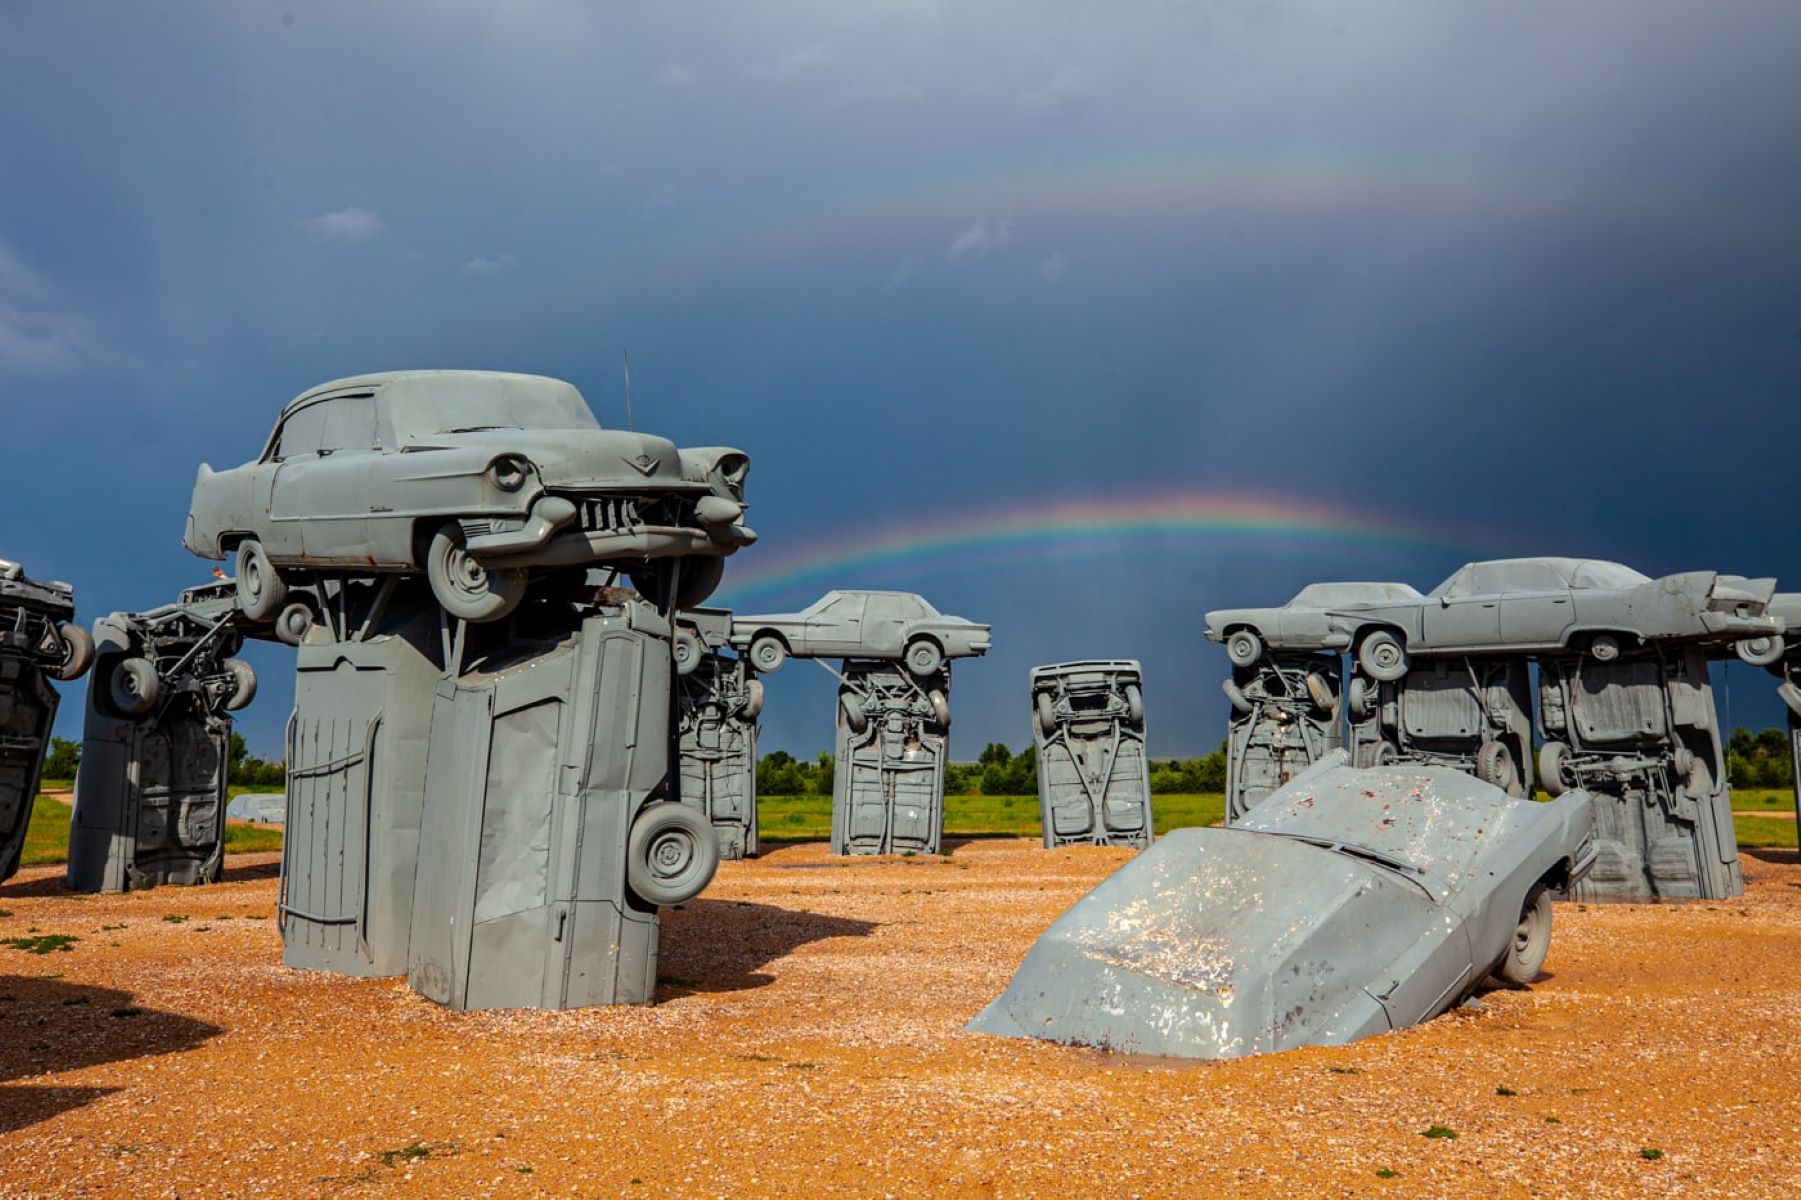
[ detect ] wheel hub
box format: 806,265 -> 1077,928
649,831 -> 694,877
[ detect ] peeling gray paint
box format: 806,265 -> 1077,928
969,757 -> 1595,1060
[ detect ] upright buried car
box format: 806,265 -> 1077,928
729,590 -> 991,675
184,371 -> 755,623
968,754 -> 1596,1060
1209,559 -> 1778,682
1,558 -> 94,879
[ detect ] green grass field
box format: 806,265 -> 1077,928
18,795 -> 284,867
758,793 -> 1227,843
13,788 -> 1797,867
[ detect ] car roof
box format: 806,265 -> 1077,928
1287,581 -> 1422,607
281,370 -> 578,415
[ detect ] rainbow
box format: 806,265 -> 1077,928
638,148 -> 1794,289
716,490 -> 1499,605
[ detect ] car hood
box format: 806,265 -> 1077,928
405,428 -> 695,489
966,827 -> 1439,1058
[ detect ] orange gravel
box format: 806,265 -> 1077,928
2,840 -> 1799,1198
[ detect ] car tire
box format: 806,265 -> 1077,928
673,631 -> 704,676
275,601 -> 314,647
1124,683 -> 1145,726
1225,629 -> 1263,669
1475,739 -> 1519,794
1373,740 -> 1400,766
904,637 -> 944,677
1036,690 -> 1059,736
427,523 -> 527,623
1737,633 -> 1786,667
110,656 -> 162,716
1357,629 -> 1410,682
1590,634 -> 1622,663
1347,676 -> 1372,722
53,623 -> 94,681
737,678 -> 764,721
1304,672 -> 1335,716
625,802 -> 719,907
748,635 -> 787,674
235,540 -> 288,622
1494,886 -> 1553,986
840,691 -> 869,734
1222,678 -> 1252,716
222,658 -> 257,710
929,688 -> 952,730
1539,741 -> 1570,797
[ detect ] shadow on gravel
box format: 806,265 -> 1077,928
219,859 -> 282,883
1744,848 -> 1799,866
0,977 -> 221,1134
655,899 -> 877,997
0,874 -> 75,900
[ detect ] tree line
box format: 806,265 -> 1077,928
39,726 -> 1798,796
41,732 -> 286,789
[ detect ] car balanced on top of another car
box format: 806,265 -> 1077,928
1206,558 -> 1781,682
183,371 -> 756,630
727,590 -> 992,676
0,558 -> 94,682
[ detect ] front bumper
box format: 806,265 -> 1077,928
464,494 -> 756,569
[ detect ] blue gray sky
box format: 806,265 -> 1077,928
3,2 -> 1798,757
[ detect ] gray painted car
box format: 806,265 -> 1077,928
967,754 -> 1596,1060
0,557 -> 93,683
1,558 -> 93,880
184,370 -> 756,623
1209,560 -> 1777,682
729,590 -> 991,675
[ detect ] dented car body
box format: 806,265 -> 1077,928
183,371 -> 755,622
967,756 -> 1595,1060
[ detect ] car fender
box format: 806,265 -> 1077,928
185,462 -> 258,560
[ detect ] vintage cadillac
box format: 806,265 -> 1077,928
968,755 -> 1596,1060
183,371 -> 756,624
1208,559 -> 1778,682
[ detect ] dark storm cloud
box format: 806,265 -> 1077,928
2,1 -> 1798,754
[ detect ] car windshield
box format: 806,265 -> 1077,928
382,378 -> 600,440
1570,562 -> 1651,589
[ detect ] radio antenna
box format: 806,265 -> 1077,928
622,350 -> 635,431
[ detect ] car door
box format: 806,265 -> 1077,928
268,394 -> 379,565
1423,567 -> 1502,650
257,400 -> 331,559
859,595 -> 912,657
805,593 -> 867,656
1498,562 -> 1577,647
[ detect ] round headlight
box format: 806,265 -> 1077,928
490,455 -> 531,492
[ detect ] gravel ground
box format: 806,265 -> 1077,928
1,840 -> 1798,1198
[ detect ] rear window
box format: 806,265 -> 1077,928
1571,562 -> 1651,589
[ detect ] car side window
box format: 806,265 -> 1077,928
1499,562 -> 1568,592
1438,571 -> 1475,599
319,394 -> 377,455
272,403 -> 329,461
